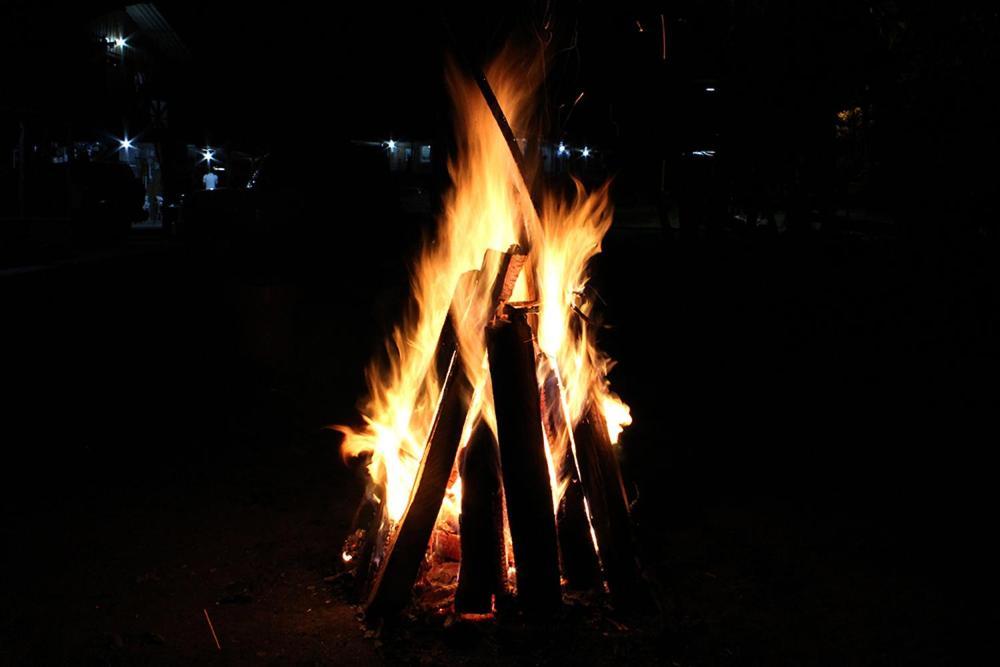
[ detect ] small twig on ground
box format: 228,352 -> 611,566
203,608 -> 222,651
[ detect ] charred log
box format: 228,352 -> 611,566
573,403 -> 647,610
364,253 -> 525,621
454,420 -> 506,613
539,361 -> 602,590
349,482 -> 387,599
557,477 -> 602,590
364,343 -> 472,621
488,305 -> 562,613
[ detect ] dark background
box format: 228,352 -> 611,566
2,1 -> 996,664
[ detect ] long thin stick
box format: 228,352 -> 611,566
203,608 -> 221,651
441,16 -> 541,250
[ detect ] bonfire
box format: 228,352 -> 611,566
337,43 -> 641,621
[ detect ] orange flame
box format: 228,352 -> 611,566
337,45 -> 629,528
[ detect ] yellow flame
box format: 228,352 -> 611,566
601,393 -> 632,444
336,45 -> 630,527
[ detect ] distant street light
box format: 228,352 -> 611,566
386,139 -> 397,151
201,148 -> 215,164
114,36 -> 127,49
581,146 -> 591,158
119,137 -> 134,151
557,142 -> 569,156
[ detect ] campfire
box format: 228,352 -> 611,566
337,44 -> 641,622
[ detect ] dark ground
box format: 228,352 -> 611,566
1,217 -> 994,665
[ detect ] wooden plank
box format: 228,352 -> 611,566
488,305 -> 562,613
538,361 -> 602,590
364,341 -> 472,620
557,476 -> 603,590
573,402 -> 648,610
454,420 -> 506,613
364,253 -> 526,621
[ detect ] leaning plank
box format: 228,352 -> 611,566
488,305 -> 562,613
539,361 -> 602,590
364,340 -> 472,620
364,253 -> 525,620
573,401 -> 647,609
557,476 -> 603,591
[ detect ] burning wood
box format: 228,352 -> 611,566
454,419 -> 505,614
488,303 -> 562,613
572,400 -> 646,609
365,252 -> 525,621
539,352 -> 602,590
337,44 -> 641,622
362,314 -> 473,620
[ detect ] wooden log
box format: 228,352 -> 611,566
573,402 -> 647,610
433,271 -> 477,384
364,342 -> 472,621
488,305 -> 562,613
364,253 -> 526,621
454,420 -> 506,613
557,477 -> 603,590
538,361 -> 602,590
350,482 -> 387,600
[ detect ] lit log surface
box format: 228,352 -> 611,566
572,402 -> 646,609
454,420 -> 506,613
488,305 -> 562,613
539,363 -> 602,590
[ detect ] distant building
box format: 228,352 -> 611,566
2,4 -> 192,233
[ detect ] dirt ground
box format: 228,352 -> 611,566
1,223 -> 989,664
